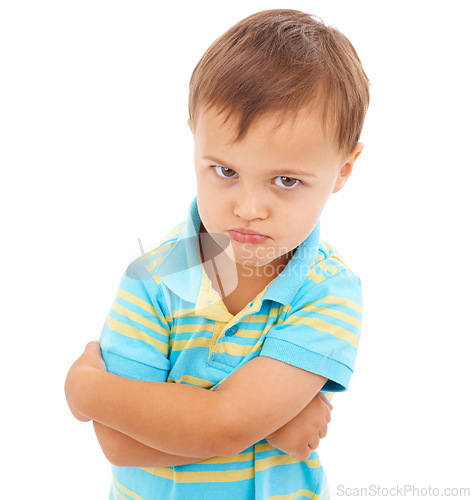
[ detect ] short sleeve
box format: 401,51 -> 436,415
98,257 -> 171,382
260,270 -> 363,392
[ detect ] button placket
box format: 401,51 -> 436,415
209,322 -> 224,355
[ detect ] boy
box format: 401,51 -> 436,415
65,8 -> 369,500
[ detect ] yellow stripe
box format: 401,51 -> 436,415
306,295 -> 363,314
105,315 -> 169,354
254,453 -> 320,473
172,335 -> 213,352
308,256 -> 355,284
144,240 -> 176,260
167,374 -> 215,389
112,301 -> 169,338
117,288 -> 165,320
112,487 -> 128,500
140,464 -> 249,482
215,339 -> 263,358
140,445 -> 320,483
285,314 -> 359,348
112,474 -> 144,500
319,485 -> 330,500
141,224 -> 186,276
144,251 -> 172,274
308,271 -> 329,284
322,391 -> 334,402
173,322 -> 212,335
302,303 -> 362,330
320,241 -> 351,268
317,260 -> 344,277
172,306 -> 202,318
240,308 -> 284,325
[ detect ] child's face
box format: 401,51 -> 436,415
188,105 -> 363,278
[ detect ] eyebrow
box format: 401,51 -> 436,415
202,155 -> 318,178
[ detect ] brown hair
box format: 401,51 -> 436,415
188,9 -> 370,157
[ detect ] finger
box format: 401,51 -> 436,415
84,341 -> 103,359
309,436 -> 320,451
326,409 -> 331,423
85,341 -> 101,352
316,392 -> 334,410
319,423 -> 328,439
315,391 -> 329,406
294,444 -> 312,461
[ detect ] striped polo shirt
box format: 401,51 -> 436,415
99,194 -> 363,500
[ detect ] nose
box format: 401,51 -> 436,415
233,186 -> 269,221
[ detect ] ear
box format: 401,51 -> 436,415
187,118 -> 193,133
332,142 -> 364,194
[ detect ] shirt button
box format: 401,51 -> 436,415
226,327 -> 237,335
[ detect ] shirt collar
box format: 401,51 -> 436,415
154,195 -> 321,308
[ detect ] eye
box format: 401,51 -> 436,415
212,165 -> 238,179
274,176 -> 301,189
211,165 -> 301,190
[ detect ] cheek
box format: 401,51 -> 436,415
199,203 -> 221,233
275,205 -> 302,232
279,203 -> 320,244
203,188 -> 229,217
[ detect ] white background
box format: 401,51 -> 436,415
2,1 -> 470,499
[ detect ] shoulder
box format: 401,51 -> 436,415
291,238 -> 363,311
309,239 -> 362,290
310,238 -> 359,281
130,220 -> 187,285
141,220 -> 186,263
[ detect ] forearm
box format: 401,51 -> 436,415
93,422 -> 212,467
72,369 -> 231,457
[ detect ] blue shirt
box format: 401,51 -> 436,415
100,194 -> 363,499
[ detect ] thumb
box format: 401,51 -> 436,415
85,341 -> 101,352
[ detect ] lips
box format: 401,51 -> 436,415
228,228 -> 270,244
230,227 -> 268,237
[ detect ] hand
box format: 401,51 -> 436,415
64,341 -> 106,422
266,392 -> 333,460
71,341 -> 107,372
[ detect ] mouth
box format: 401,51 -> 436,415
227,229 -> 270,244
230,227 -> 268,237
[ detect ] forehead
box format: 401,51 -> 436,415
194,105 -> 340,167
